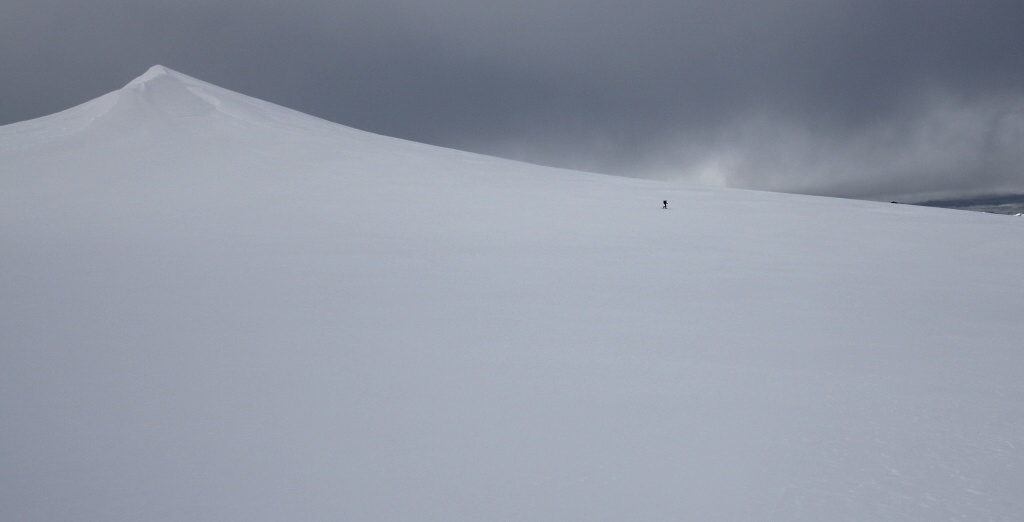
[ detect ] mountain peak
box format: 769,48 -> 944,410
126,65 -> 173,87
123,65 -> 206,92
99,64 -> 353,136
144,64 -> 172,77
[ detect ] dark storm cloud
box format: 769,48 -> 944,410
2,0 -> 1023,200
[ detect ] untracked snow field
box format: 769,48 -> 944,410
3,67 -> 1024,521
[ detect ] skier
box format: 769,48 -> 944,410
663,200 -> 668,209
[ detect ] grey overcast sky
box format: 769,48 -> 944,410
2,0 -> 1023,200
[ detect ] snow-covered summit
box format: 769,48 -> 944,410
124,64 -> 183,87
108,64 -> 362,137
3,67 -> 1024,522
1,65 -> 366,156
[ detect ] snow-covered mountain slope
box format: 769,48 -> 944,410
3,66 -> 1024,521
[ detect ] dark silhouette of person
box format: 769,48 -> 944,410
663,200 -> 668,209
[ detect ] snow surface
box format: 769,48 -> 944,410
3,66 -> 1024,521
